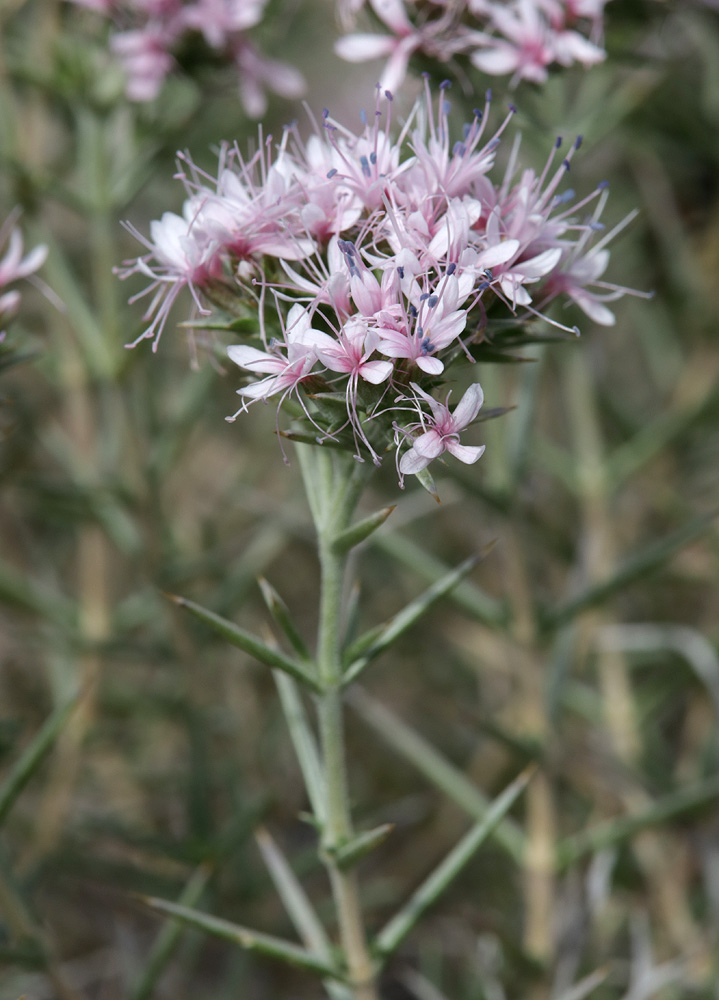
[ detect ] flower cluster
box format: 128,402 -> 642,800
335,0 -> 608,92
66,0 -> 304,114
0,211 -> 48,339
120,82 -> 640,484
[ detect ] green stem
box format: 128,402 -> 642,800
297,446 -> 378,1000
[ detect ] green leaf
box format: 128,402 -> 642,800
331,506 -> 396,555
128,865 -> 212,1000
278,430 -> 346,451
348,688 -> 525,863
331,824 -> 395,871
373,766 -> 534,961
140,897 -> 344,980
542,507 -> 719,630
0,560 -> 75,629
273,672 -> 326,825
0,694 -> 81,827
372,531 -> 507,627
180,316 -> 260,334
415,465 -> 440,501
557,773 -> 719,870
167,594 -> 322,693
343,551 -> 490,685
258,578 -> 311,660
255,827 -> 340,979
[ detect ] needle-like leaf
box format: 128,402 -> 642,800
374,766 -> 534,961
343,550 -> 490,685
0,693 -> 82,828
258,577 -> 311,660
167,594 -> 322,693
331,506 -> 396,555
140,897 -> 345,980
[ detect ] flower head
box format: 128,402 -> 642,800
122,83 -> 640,486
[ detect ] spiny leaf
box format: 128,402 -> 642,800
373,766 -> 534,961
140,897 -> 344,979
343,550 -> 491,685
372,531 -> 507,627
415,465 -> 440,501
0,694 -> 82,828
543,506 -> 719,630
255,827 -> 336,965
557,773 -> 719,869
278,430 -> 347,451
348,688 -> 525,862
331,506 -> 396,555
273,672 -> 326,825
180,315 -> 260,334
330,824 -> 395,871
166,594 -> 322,693
258,577 -> 311,660
129,866 -> 212,1000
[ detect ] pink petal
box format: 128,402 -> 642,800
413,429 -> 445,461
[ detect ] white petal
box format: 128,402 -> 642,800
451,383 -> 485,429
227,345 -> 282,373
416,356 -> 444,375
446,441 -> 486,464
360,359 -> 393,383
399,446 -> 432,475
334,33 -> 395,61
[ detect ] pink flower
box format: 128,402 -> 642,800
398,382 -> 486,478
226,304 -> 326,407
65,0 -> 304,113
118,207 -> 221,350
376,272 -> 469,375
111,27 -> 177,102
0,211 -> 48,332
471,0 -> 555,84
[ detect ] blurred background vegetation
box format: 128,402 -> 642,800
0,1 -> 718,998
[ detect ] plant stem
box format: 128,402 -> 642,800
297,446 -> 379,1000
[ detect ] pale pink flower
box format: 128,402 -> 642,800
471,0 -> 555,83
118,207 -> 221,349
335,0 -> 609,89
398,382 -> 486,479
0,212 -> 48,332
65,0 -> 304,114
231,39 -> 305,119
226,304 -> 326,407
376,272 -> 469,375
111,27 -> 176,101
125,83 -> 640,473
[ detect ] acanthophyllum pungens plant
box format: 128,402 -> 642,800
118,65 -> 644,999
